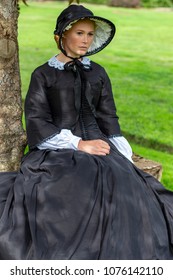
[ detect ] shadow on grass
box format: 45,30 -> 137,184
123,131 -> 173,154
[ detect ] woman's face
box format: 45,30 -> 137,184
62,19 -> 95,58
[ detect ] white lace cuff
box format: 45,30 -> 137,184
37,130 -> 133,162
37,129 -> 81,150
110,136 -> 133,162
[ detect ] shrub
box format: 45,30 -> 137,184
141,0 -> 173,7
32,0 -> 173,8
109,0 -> 140,7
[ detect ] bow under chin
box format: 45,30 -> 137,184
64,58 -> 92,72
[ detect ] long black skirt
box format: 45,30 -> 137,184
0,145 -> 173,259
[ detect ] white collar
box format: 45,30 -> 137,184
48,55 -> 91,70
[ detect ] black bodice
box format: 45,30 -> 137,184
25,60 -> 121,148
64,59 -> 103,140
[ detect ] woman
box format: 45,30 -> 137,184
0,2 -> 173,260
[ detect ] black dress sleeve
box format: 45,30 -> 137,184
95,68 -> 122,137
25,69 -> 60,149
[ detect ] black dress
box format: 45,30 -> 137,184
0,59 -> 172,260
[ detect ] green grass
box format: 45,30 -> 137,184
18,1 -> 173,189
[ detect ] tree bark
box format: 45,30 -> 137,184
0,0 -> 26,171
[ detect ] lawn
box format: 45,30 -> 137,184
18,1 -> 173,189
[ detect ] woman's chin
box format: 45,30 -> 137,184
77,50 -> 87,56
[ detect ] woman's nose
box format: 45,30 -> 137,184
83,35 -> 88,43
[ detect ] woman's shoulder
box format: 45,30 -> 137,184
90,60 -> 108,79
30,58 -> 60,86
90,60 -> 106,72
32,61 -> 54,76
31,57 -> 60,83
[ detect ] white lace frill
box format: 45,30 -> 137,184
89,19 -> 112,53
48,55 -> 91,70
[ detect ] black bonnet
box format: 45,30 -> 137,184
54,4 -> 116,57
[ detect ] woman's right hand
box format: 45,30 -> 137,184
78,139 -> 110,156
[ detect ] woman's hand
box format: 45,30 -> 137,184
78,139 -> 110,155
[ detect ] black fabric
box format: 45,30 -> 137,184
25,61 -> 121,149
0,148 -> 173,259
64,58 -> 103,140
0,61 -> 173,259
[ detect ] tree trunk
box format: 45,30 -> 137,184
0,0 -> 26,171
